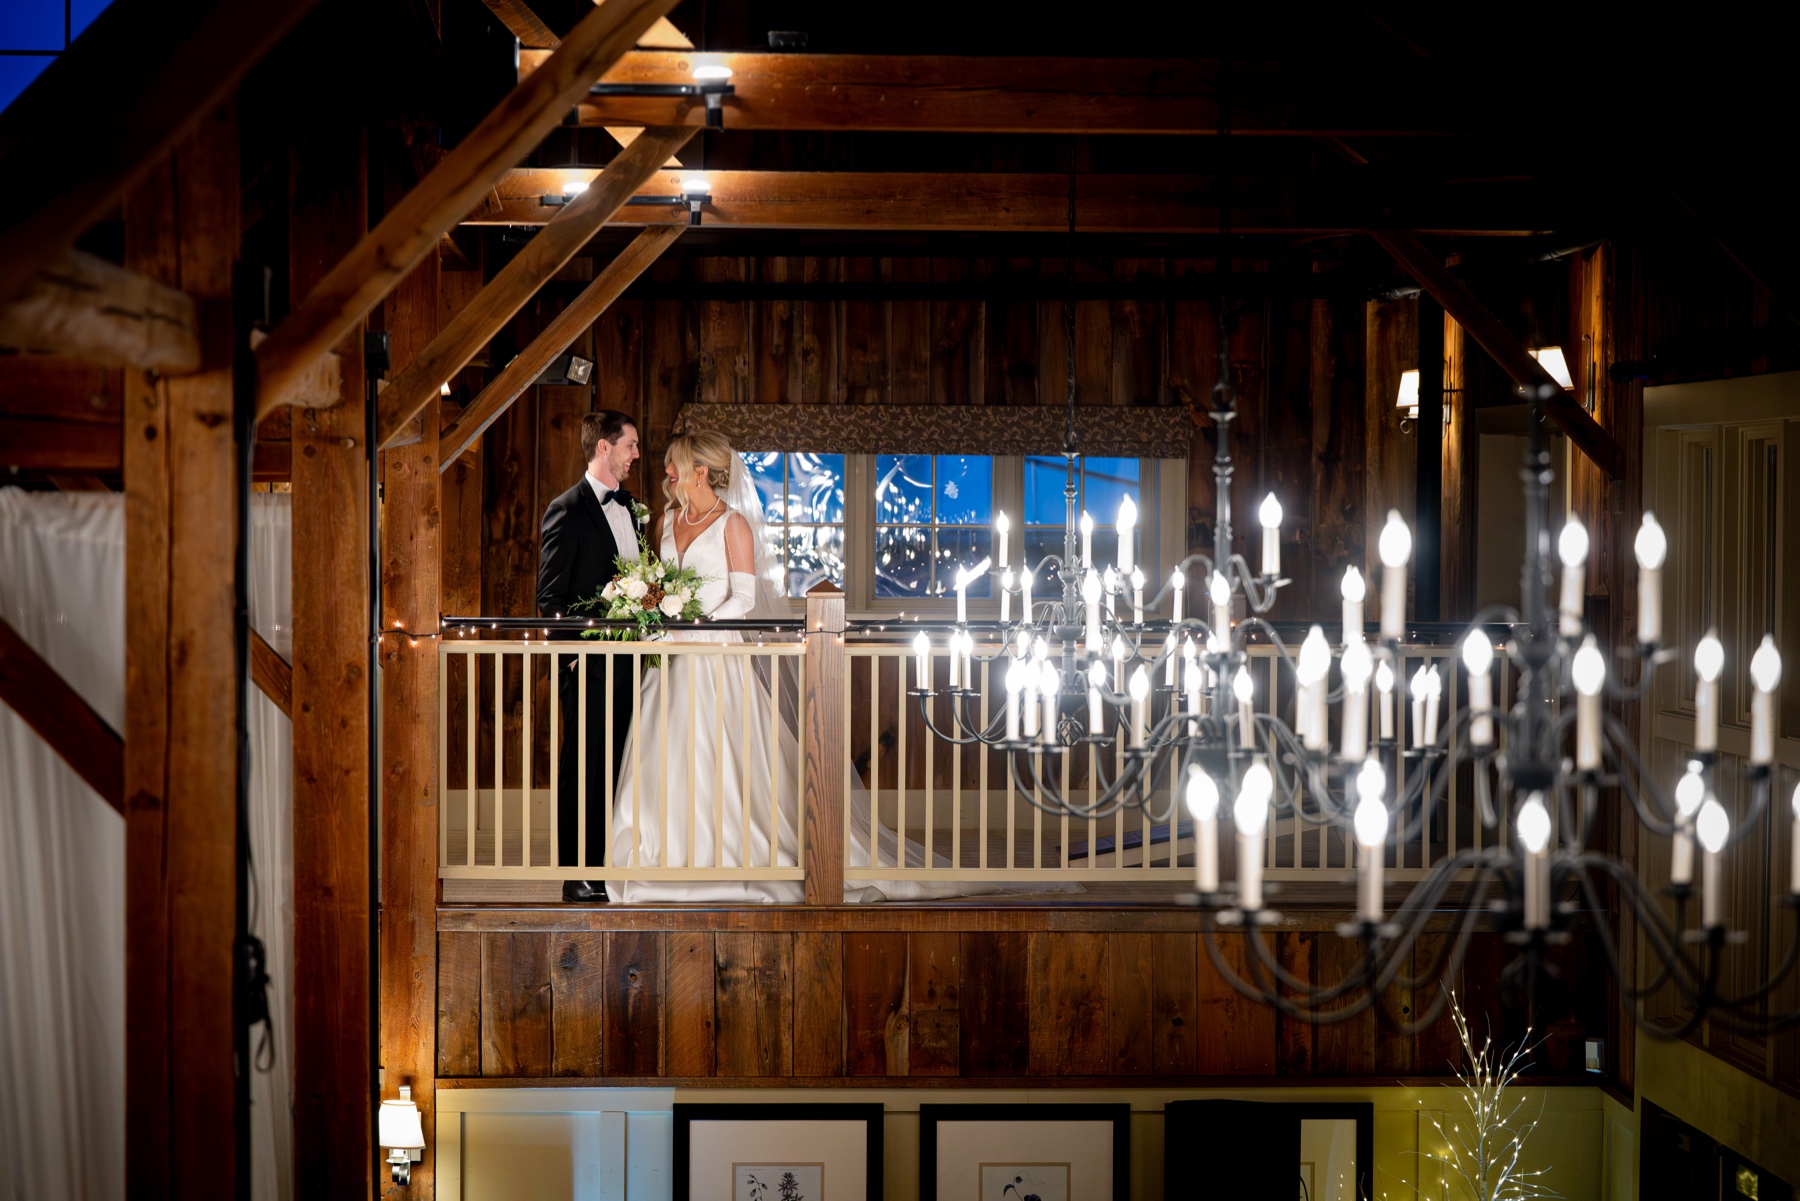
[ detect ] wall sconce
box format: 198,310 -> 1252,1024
1395,368 -> 1420,432
588,61 -> 736,128
534,353 -> 594,386
379,1086 -> 426,1184
624,176 -> 712,225
1528,346 -> 1574,389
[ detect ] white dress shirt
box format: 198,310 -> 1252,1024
585,472 -> 640,562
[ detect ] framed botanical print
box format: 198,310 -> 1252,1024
675,1103 -> 884,1201
919,1104 -> 1130,1201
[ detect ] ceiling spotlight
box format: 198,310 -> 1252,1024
588,62 -> 737,129
540,174 -> 595,207
1529,346 -> 1574,389
626,175 -> 713,225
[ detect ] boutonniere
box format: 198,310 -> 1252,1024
629,499 -> 650,526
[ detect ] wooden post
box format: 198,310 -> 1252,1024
1440,314 -> 1479,621
802,583 -> 846,904
121,104 -> 242,1200
378,200 -> 443,1194
1413,295 -> 1444,622
289,128 -> 373,1199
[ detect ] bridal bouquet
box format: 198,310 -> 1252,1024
573,537 -> 708,656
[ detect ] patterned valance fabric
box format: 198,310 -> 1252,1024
673,402 -> 1194,458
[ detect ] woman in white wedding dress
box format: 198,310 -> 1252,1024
605,432 -> 1035,904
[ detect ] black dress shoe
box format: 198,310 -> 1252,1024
562,879 -> 608,903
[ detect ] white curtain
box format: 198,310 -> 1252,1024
0,488 -> 294,1201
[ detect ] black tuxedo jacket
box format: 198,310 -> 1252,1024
537,478 -> 641,624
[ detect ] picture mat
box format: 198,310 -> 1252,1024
933,1121 -> 1114,1201
689,1120 -> 869,1201
735,1163 -> 825,1201
979,1163 -> 1070,1201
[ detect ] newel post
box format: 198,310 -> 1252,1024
802,582 -> 846,904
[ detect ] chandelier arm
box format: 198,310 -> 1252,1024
1583,853 -> 1718,1007
1384,852 -> 1494,988
1225,553 -> 1280,613
911,693 -> 995,747
945,689 -> 1009,744
1199,920 -> 1278,1010
1703,901 -> 1800,1012
1006,744 -> 1137,822
1225,918 -> 1382,1023
1571,858 -> 1683,1002
1601,710 -> 1686,835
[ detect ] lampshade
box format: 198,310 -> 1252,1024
380,1087 -> 426,1151
1529,346 -> 1574,389
1394,368 -> 1420,415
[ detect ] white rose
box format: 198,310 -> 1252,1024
659,594 -> 684,617
601,580 -> 619,600
623,578 -> 648,601
676,588 -> 693,607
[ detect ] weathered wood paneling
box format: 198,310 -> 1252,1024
845,931 -> 909,1075
1029,930 -> 1109,1075
437,932 -> 483,1077
603,930 -> 665,1076
958,930 -> 1031,1076
665,930 -> 717,1076
481,931 -> 554,1076
550,932 -> 607,1075
793,931 -> 845,1076
1149,932 -> 1200,1076
715,931 -> 794,1077
908,931 -> 960,1076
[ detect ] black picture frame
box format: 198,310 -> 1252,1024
919,1103 -> 1131,1201
1163,1100 -> 1374,1201
674,1102 -> 884,1201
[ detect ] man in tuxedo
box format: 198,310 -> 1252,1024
537,409 -> 643,902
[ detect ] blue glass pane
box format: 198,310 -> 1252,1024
0,1 -> 64,50
1024,455 -> 1073,526
0,55 -> 54,112
740,451 -> 784,524
935,455 -> 992,525
787,452 -> 844,524
1082,457 -> 1140,527
874,454 -> 932,525
1022,529 -> 1065,592
71,0 -> 111,40
874,525 -> 931,598
935,529 -> 994,597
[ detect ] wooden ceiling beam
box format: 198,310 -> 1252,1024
0,415 -> 122,472
473,169 -> 1549,236
0,615 -> 125,814
485,0 -> 690,50
377,125 -> 693,448
438,222 -> 681,470
253,0 -> 680,421
530,50 -> 1462,137
0,0 -> 320,307
250,630 -> 293,719
1372,229 -> 1623,479
0,248 -> 200,372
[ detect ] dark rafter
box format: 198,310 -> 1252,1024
0,616 -> 125,814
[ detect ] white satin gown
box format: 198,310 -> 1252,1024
605,508 -> 1022,903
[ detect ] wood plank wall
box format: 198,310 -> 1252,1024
435,918 -> 1605,1085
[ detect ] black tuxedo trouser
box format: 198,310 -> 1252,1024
555,648 -> 637,871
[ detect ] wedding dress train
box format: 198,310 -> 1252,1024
606,509 -> 1062,903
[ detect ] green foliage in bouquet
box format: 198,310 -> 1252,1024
571,536 -> 709,665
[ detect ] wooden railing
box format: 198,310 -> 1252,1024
439,593 -> 1519,898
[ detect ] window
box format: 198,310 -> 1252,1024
1022,455 -> 1142,587
874,454 -> 994,598
740,451 -> 846,597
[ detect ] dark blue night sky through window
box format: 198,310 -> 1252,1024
1,0 -> 113,111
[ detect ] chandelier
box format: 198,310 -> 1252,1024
908,158 -> 1798,1038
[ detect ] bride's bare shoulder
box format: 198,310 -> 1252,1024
721,508 -> 755,571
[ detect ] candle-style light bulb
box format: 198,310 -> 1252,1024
1374,658 -> 1396,741
1039,659 -> 1059,746
1340,639 -> 1374,761
1572,636 -> 1606,771
1086,658 -> 1106,737
1695,631 -> 1724,752
1463,631 -> 1495,747
1235,759 -> 1273,911
994,510 -> 1010,571
1635,513 -> 1667,645
1378,511 -> 1412,639
1517,793 -> 1553,929
1130,566 -> 1146,626
1672,760 -> 1705,885
1259,492 -> 1283,576
1116,495 -> 1138,574
912,631 -> 931,690
1023,660 -> 1041,739
1424,664 -> 1443,745
1558,518 -> 1589,637
1079,511 -> 1095,567
1789,782 -> 1800,895
1210,569 -> 1231,638
1000,567 -> 1014,623
1187,766 -> 1221,893
1340,566 -> 1366,647
1102,566 -> 1119,621
1353,759 -> 1389,923
1129,664 -> 1150,746
1296,625 -> 1332,750
1171,568 -> 1186,624
1082,569 -> 1103,650
1020,567 -> 1034,624
1409,664 -> 1428,749
1110,633 -> 1127,692
1697,796 -> 1730,928
1750,635 -> 1781,765
1233,665 -> 1254,746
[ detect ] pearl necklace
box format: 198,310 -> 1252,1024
681,493 -> 723,527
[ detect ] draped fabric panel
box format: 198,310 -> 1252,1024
0,488 -> 294,1201
675,401 -> 1196,458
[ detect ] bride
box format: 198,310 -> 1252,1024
605,431 -> 1028,903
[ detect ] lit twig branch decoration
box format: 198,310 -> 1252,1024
1414,993 -> 1561,1201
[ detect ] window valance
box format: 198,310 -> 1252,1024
673,402 -> 1194,458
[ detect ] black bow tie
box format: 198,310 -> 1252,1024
597,486 -> 629,507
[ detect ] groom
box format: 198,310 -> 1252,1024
537,409 -> 644,902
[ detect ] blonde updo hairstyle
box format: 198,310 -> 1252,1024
662,430 -> 736,516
